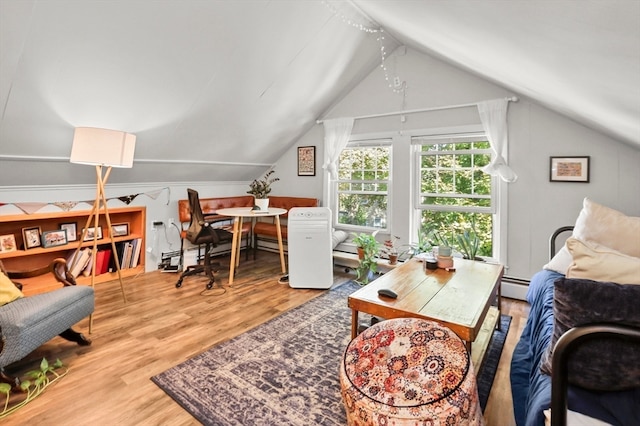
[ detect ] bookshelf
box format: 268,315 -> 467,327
0,206 -> 146,296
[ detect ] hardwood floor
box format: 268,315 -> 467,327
3,252 -> 529,425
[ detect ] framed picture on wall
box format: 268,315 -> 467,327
550,156 -> 590,182
297,146 -> 316,176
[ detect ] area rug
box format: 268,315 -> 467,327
152,281 -> 511,426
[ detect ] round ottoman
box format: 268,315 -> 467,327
340,318 -> 484,426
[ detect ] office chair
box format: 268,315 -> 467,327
176,189 -> 233,290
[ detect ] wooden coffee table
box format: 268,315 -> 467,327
348,257 -> 504,368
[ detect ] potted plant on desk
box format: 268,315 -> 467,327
247,170 -> 279,211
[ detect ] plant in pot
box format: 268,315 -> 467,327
351,231 -> 380,284
456,219 -> 481,261
382,235 -> 401,265
247,170 -> 279,211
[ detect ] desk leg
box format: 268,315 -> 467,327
351,309 -> 359,339
228,218 -> 240,285
275,215 -> 286,274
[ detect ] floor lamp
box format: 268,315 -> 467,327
70,127 -> 136,331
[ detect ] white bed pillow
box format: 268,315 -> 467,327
544,198 -> 640,274
565,237 -> 640,285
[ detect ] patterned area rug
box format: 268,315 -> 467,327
151,281 -> 510,426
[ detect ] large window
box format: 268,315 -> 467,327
336,141 -> 391,231
414,134 -> 496,257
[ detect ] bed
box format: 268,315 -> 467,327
510,198 -> 640,426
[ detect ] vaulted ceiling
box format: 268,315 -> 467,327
1,0 -> 638,187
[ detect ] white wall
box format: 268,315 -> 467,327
275,47 -> 640,280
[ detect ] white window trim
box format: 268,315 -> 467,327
333,138 -> 392,234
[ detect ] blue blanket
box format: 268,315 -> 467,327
510,269 -> 640,426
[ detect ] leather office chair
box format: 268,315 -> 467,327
176,189 -> 233,290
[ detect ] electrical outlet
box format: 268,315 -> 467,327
168,218 -> 175,226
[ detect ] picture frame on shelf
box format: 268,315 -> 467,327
41,229 -> 68,248
297,145 -> 316,176
22,226 -> 42,249
0,234 -> 17,253
83,226 -> 103,241
60,222 -> 77,242
550,156 -> 590,182
111,222 -> 129,237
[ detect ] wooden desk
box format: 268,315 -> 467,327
348,258 -> 504,355
216,207 -> 287,284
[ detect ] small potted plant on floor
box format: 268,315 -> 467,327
351,231 -> 380,284
247,170 -> 279,210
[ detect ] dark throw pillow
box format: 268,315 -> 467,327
540,277 -> 640,391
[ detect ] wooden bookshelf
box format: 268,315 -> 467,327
0,206 -> 146,295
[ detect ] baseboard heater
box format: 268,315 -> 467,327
501,275 -> 530,301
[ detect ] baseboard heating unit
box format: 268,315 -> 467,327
287,207 -> 333,289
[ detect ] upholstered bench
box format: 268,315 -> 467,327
252,196 -> 319,252
340,317 -> 484,425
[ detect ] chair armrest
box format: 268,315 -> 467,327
551,323 -> 640,426
51,258 -> 78,286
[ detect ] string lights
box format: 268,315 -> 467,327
322,0 -> 406,95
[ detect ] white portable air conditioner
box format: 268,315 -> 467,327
287,207 -> 333,289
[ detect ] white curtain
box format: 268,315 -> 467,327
477,99 -> 518,183
322,117 -> 354,207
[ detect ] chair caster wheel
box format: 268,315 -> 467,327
176,280 -> 183,288
206,282 -> 214,290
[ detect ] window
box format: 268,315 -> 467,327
413,134 -> 496,257
336,141 -> 391,231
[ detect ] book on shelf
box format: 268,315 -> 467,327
130,238 -> 142,268
122,241 -> 133,269
67,248 -> 91,278
81,251 -> 94,277
95,249 -> 111,275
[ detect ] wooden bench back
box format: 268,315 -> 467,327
266,196 -> 319,218
178,195 -> 255,224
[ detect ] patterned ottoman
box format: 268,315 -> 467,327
340,317 -> 484,425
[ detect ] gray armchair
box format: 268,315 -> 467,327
0,258 -> 94,387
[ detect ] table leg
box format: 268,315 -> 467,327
496,280 -> 502,331
275,215 -> 286,274
235,217 -> 243,267
228,218 -> 240,284
351,309 -> 359,339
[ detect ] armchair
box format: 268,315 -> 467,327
0,258 -> 94,387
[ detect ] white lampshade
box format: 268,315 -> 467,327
70,127 -> 136,168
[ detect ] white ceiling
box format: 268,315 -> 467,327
1,0 -> 638,186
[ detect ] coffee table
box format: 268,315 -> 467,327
348,257 -> 503,360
